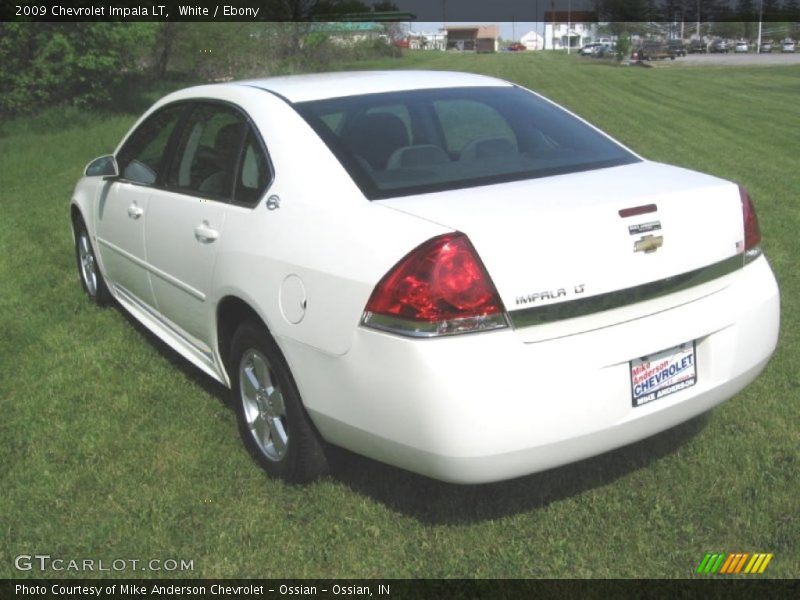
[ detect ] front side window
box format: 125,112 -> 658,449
117,104 -> 187,185
296,86 -> 640,200
167,104 -> 246,199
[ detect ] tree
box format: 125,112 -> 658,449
595,0 -> 651,21
762,0 -> 781,20
152,23 -> 177,78
0,23 -> 156,115
373,1 -> 399,11
615,32 -> 633,60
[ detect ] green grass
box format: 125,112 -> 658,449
1,52 -> 798,579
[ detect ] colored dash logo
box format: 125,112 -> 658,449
696,552 -> 773,575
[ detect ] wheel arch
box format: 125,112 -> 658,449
216,294 -> 329,448
70,203 -> 85,233
216,295 -> 273,382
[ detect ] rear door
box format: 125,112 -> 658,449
143,103 -> 267,346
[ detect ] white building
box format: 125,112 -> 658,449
408,30 -> 447,50
543,11 -> 597,50
520,30 -> 544,50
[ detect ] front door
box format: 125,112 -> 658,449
95,181 -> 154,306
96,104 -> 187,308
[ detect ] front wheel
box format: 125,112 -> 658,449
230,321 -> 328,483
74,220 -> 111,306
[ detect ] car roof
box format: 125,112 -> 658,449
234,70 -> 513,103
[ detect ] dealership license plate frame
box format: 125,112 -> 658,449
630,341 -> 697,407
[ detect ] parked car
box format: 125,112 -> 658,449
594,43 -> 616,58
759,41 -> 773,53
71,70 -> 779,484
579,42 -> 601,56
667,40 -> 687,57
781,40 -> 796,53
710,39 -> 729,53
688,39 -> 708,53
735,41 -> 749,53
507,42 -> 526,52
633,41 -> 673,61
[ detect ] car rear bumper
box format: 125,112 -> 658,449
284,256 -> 779,483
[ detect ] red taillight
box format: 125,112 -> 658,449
739,185 -> 762,263
362,232 -> 508,337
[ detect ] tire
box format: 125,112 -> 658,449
74,219 -> 111,306
230,321 -> 328,483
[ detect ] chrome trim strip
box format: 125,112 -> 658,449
113,283 -> 215,363
362,311 -> 509,338
508,254 -> 744,329
97,237 -> 206,301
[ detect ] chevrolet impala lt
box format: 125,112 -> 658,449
70,71 -> 780,483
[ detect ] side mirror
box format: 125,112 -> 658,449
84,155 -> 119,179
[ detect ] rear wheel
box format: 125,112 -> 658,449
74,219 -> 110,306
230,321 -> 328,482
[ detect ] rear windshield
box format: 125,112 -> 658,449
294,86 -> 639,200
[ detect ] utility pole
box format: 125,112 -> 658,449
567,0 -> 571,54
757,0 -> 763,52
696,0 -> 701,40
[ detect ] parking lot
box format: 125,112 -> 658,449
678,52 -> 800,66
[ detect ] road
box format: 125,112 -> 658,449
675,52 -> 800,66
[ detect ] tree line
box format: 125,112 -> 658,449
0,3 -> 402,116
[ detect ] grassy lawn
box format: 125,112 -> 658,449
1,52 -> 797,579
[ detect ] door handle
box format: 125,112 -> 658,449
194,221 -> 219,243
127,204 -> 143,219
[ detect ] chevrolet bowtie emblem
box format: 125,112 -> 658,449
634,234 -> 664,254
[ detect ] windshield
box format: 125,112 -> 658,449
295,86 -> 640,200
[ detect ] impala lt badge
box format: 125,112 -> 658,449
515,283 -> 586,306
634,234 -> 664,254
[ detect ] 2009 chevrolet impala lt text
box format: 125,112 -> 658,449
70,70 -> 780,483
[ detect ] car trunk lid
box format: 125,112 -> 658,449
377,161 -> 745,342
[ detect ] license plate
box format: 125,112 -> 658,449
630,341 -> 697,407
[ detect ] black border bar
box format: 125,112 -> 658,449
2,579 -> 799,600
4,1 -> 800,22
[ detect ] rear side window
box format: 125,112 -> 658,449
167,104 -> 246,199
296,86 -> 639,200
117,104 -> 186,185
234,128 -> 271,205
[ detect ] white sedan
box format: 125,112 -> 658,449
70,71 -> 780,483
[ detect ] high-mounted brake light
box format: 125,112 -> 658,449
361,232 -> 509,337
739,185 -> 762,264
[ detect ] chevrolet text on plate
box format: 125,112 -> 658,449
70,70 -> 780,483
